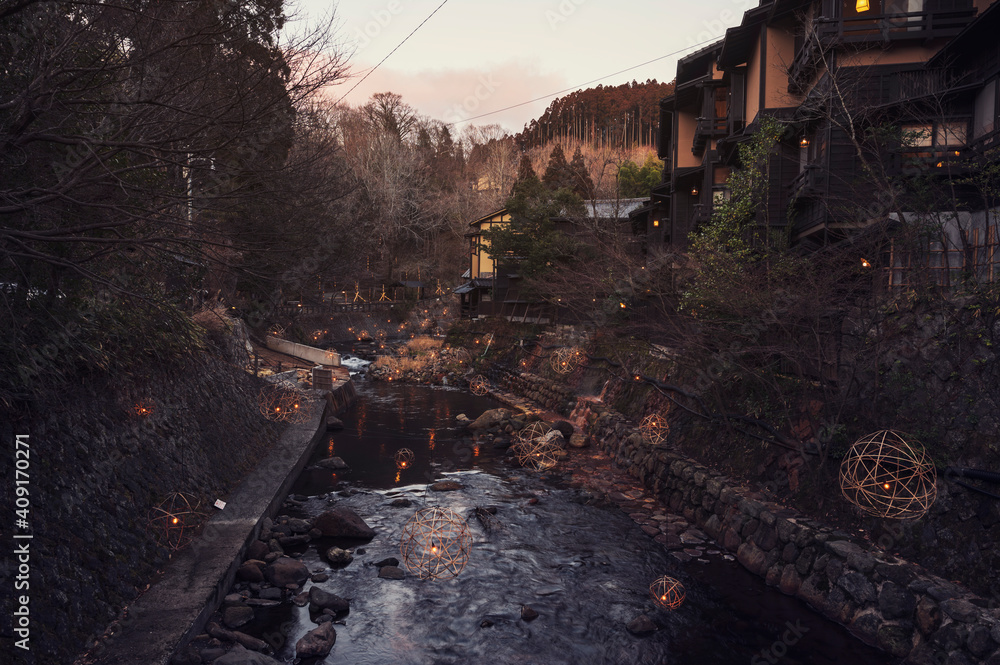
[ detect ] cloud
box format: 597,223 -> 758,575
324,59 -> 568,134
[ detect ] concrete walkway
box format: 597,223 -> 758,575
93,391 -> 331,665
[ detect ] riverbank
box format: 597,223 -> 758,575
362,326 -> 1000,663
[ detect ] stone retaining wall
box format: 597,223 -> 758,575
576,397 -> 1000,665
483,365 -> 1000,665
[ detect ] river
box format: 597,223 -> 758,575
243,379 -> 896,665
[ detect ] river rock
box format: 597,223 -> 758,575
326,416 -> 344,431
308,586 -> 350,613
520,605 -> 539,621
283,518 -> 310,534
552,420 -> 575,437
315,456 -> 349,470
430,480 -> 463,491
258,587 -> 283,601
211,645 -> 283,665
312,507 -> 376,539
264,557 -> 309,588
325,547 -> 353,565
469,408 -> 510,430
246,540 -> 270,561
390,498 -> 412,507
378,565 -> 405,579
373,557 -> 400,568
206,623 -> 268,651
568,433 -> 589,448
296,622 -> 337,658
627,615 -> 657,635
236,561 -> 264,583
223,606 -> 254,629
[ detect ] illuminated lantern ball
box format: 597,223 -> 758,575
839,430 -> 938,520
395,447 -> 416,470
639,413 -> 670,446
399,507 -> 471,580
649,576 -> 686,610
469,374 -> 489,396
512,433 -> 561,471
550,347 -> 583,374
515,420 -> 550,445
258,387 -> 306,423
147,492 -> 203,551
132,399 -> 155,418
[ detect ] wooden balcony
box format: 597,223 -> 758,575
789,7 -> 977,93
789,164 -> 827,200
692,117 -> 728,156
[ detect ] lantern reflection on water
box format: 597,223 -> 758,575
400,507 -> 471,580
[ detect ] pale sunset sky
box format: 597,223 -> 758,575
290,0 -> 755,133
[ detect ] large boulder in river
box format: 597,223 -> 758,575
312,506 -> 375,540
264,557 -> 309,587
296,622 -> 337,658
308,586 -> 350,613
468,408 -> 510,430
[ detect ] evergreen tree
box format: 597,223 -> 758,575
516,154 -> 538,184
541,144 -> 576,192
569,146 -> 595,199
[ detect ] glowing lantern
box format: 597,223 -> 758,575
147,492 -> 203,551
258,387 -> 307,423
395,448 -> 415,470
133,399 -> 155,417
650,576 -> 686,610
469,375 -> 489,396
639,413 -> 670,446
839,430 -> 938,519
512,425 -> 560,471
550,347 -> 583,374
400,507 -> 471,580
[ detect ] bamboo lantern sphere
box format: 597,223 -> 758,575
513,436 -> 561,471
394,447 -> 416,470
132,399 -> 155,418
839,430 -> 938,520
147,492 -> 203,551
258,387 -> 307,423
550,347 -> 583,374
469,374 -> 489,396
515,420 -> 551,445
399,507 -> 471,580
649,576 -> 686,610
639,413 -> 670,446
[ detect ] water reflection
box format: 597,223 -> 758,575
277,382 -> 897,665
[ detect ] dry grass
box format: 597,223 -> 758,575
192,304 -> 234,336
402,336 -> 443,355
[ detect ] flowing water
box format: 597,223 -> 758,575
247,380 -> 897,665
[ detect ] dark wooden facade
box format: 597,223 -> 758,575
639,0 -> 999,259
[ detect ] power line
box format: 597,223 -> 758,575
334,0 -> 450,106
444,37 -> 724,128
